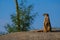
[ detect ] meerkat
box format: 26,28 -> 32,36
43,13 -> 51,32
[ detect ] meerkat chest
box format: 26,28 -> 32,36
44,16 -> 49,22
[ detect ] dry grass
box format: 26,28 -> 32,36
0,32 -> 60,40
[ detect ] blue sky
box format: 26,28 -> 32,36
0,0 -> 60,32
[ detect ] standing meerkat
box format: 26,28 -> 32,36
43,13 -> 51,32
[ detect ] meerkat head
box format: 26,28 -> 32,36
43,13 -> 49,17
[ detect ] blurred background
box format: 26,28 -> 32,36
0,0 -> 60,34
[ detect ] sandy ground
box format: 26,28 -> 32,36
0,32 -> 60,40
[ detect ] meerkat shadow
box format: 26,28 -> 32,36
51,30 -> 60,32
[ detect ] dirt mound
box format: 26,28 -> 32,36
0,32 -> 60,40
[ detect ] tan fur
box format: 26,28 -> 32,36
43,13 -> 51,32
